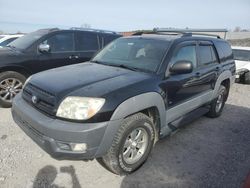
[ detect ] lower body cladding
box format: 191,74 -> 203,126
11,94 -> 122,160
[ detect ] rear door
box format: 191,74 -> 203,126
74,31 -> 99,63
196,41 -> 220,91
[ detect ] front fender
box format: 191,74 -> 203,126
110,92 -> 166,127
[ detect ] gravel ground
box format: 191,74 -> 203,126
0,83 -> 249,188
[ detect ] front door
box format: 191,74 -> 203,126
35,31 -> 78,73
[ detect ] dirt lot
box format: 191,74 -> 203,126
0,83 -> 249,188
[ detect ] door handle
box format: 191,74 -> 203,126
69,55 -> 79,59
194,72 -> 201,78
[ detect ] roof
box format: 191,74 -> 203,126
36,27 -> 120,35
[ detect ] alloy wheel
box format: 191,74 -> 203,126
0,78 -> 23,102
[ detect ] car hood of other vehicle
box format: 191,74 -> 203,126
235,60 -> 250,72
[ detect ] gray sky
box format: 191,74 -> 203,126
0,0 -> 250,33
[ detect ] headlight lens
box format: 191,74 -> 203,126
56,97 -> 105,120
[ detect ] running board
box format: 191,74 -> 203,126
168,106 -> 209,131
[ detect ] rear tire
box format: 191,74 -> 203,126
0,71 -> 26,108
97,113 -> 155,175
206,85 -> 227,118
243,71 -> 250,84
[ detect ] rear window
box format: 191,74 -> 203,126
232,49 -> 250,61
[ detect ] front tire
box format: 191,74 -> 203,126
0,71 -> 26,108
206,85 -> 227,118
97,113 -> 155,175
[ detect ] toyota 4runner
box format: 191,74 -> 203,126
11,29 -> 235,175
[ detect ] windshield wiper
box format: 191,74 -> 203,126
91,60 -> 145,72
113,64 -> 141,71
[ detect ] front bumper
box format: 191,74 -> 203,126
11,94 -> 121,160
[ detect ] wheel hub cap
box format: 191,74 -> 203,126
215,91 -> 224,113
0,78 -> 23,103
122,127 -> 149,165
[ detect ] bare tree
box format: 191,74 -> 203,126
81,23 -> 91,28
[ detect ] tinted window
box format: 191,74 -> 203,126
104,35 -> 118,46
93,38 -> 170,72
233,49 -> 250,61
215,41 -> 233,61
75,32 -> 98,51
42,33 -> 74,52
0,37 -> 18,46
173,45 -> 197,68
211,46 -> 218,63
199,45 -> 214,65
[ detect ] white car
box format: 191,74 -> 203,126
232,46 -> 250,84
0,34 -> 24,47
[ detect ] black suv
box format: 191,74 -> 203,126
0,28 -> 121,107
12,29 -> 235,175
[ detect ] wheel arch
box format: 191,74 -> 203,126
212,70 -> 234,99
110,92 -> 166,129
0,65 -> 32,78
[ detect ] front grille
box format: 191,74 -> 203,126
22,83 -> 57,117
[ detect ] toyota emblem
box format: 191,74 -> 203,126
32,96 -> 38,104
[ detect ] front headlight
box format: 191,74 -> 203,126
56,97 -> 105,120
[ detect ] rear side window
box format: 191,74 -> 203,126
214,41 -> 233,62
42,32 -> 74,52
172,45 -> 197,68
75,32 -> 98,51
199,45 -> 216,65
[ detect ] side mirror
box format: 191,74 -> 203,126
170,60 -> 193,74
38,44 -> 50,53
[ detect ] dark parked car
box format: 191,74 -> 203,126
12,29 -> 235,175
0,28 -> 121,107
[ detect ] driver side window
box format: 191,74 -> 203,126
172,45 -> 197,69
41,33 -> 74,53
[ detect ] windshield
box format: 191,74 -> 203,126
7,30 -> 48,50
92,37 -> 169,72
233,49 -> 250,61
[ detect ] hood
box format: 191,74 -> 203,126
235,60 -> 250,71
29,62 -> 152,99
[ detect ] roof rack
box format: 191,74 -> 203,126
37,28 -> 60,32
154,28 -> 228,39
70,27 -> 119,34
